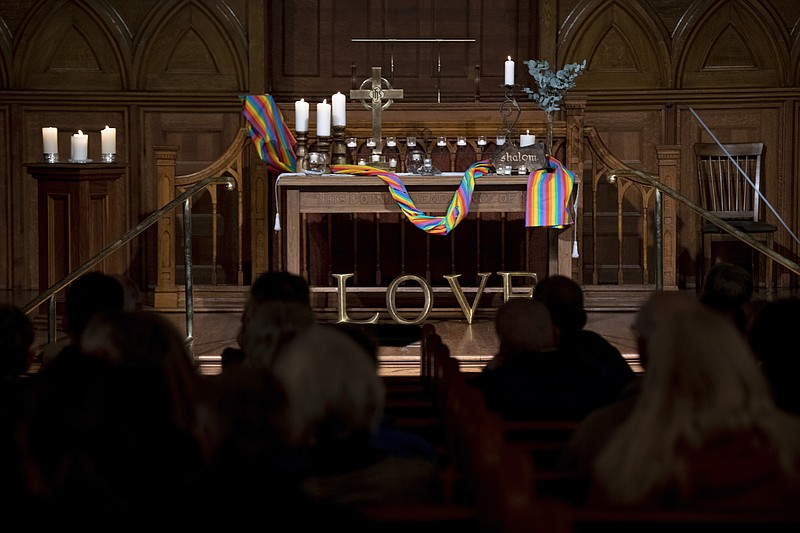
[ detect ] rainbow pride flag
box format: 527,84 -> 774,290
526,156 -> 575,227
331,161 -> 493,235
240,94 -> 297,174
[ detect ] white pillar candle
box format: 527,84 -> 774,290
331,92 -> 346,126
101,125 -> 116,154
42,127 -> 58,153
71,130 -> 88,161
316,99 -> 331,137
504,56 -> 515,86
295,98 -> 309,132
520,130 -> 535,147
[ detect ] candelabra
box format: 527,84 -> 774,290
295,131 -> 308,172
499,83 -> 521,147
331,125 -> 347,165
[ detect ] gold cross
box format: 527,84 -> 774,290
350,66 -> 403,153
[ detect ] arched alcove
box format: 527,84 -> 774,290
559,0 -> 669,90
134,0 -> 246,92
13,0 -> 126,90
676,0 -> 787,88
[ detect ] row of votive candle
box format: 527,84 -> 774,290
295,92 -> 346,136
343,134 -> 537,148
42,126 -> 116,162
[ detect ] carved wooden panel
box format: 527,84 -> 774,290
269,0 -> 537,102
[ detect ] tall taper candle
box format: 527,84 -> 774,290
101,125 -> 116,154
316,99 -> 331,137
332,92 -> 346,126
295,98 -> 309,132
504,56 -> 515,86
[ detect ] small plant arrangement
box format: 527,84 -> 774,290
522,59 -> 586,149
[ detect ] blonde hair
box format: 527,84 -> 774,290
593,306 -> 800,506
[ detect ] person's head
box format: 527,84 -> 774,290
594,305 -> 797,505
270,324 -> 385,449
494,298 -> 558,361
237,271 -> 313,353
249,270 -> 310,308
240,300 -> 316,368
80,310 -> 200,436
0,303 -> 34,378
700,261 -> 753,330
533,275 -> 587,335
632,291 -> 704,369
63,271 -> 125,343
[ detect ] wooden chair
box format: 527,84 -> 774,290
694,142 -> 777,291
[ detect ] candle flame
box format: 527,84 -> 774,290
508,56 -> 511,61
77,130 -> 83,134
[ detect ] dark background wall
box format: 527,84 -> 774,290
1,0 -> 798,294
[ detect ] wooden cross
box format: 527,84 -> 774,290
350,66 -> 403,153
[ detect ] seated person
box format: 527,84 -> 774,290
699,261 -> 753,334
269,324 -> 444,508
534,275 -> 635,393
473,298 -> 624,420
589,305 -> 800,511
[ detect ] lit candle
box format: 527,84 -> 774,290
386,136 -> 396,147
477,135 -> 487,146
437,137 -> 446,146
71,130 -> 88,161
331,92 -> 346,126
101,125 -> 116,154
504,56 -> 515,86
520,130 -> 535,147
457,136 -> 467,146
496,135 -> 506,146
316,99 -> 331,137
295,98 -> 309,132
42,127 -> 58,153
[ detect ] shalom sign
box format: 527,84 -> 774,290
333,271 -> 538,325
492,141 -> 547,173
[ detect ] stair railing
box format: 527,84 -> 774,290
22,176 -> 237,359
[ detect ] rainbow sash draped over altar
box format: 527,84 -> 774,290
240,94 -> 297,173
526,156 -> 575,227
331,161 -> 493,235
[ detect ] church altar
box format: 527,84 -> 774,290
276,170 -> 571,321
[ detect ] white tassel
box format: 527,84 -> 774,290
572,239 -> 579,258
274,212 -> 281,232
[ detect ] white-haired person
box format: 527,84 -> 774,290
269,323 -> 444,508
589,305 -> 800,511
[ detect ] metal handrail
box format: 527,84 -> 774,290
608,169 -> 800,288
22,175 -> 237,358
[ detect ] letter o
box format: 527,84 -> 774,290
386,274 -> 434,325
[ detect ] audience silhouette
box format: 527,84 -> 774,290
0,303 -> 35,509
590,304 -> 800,511
269,323 -> 444,508
559,291 -> 704,476
474,297 -> 625,420
699,261 -> 754,333
534,275 -> 635,393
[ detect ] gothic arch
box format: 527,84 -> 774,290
13,0 -> 128,90
133,0 -> 247,92
675,0 -> 789,88
559,0 -> 670,90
